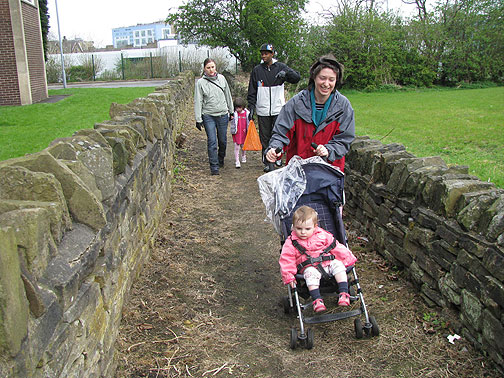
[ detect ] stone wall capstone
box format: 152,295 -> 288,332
0,71 -> 194,377
345,136 -> 504,371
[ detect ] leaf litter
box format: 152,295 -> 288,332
114,117 -> 501,378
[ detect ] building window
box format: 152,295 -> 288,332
141,30 -> 146,37
135,31 -> 140,37
135,39 -> 140,45
162,28 -> 171,39
148,37 -> 153,44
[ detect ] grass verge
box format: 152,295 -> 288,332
345,87 -> 504,188
2,86 -> 502,188
0,87 -> 155,161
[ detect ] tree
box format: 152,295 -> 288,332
302,0 -> 503,88
311,2 -> 434,89
38,0 -> 49,61
438,0 -> 504,84
407,0 -> 504,85
166,0 -> 307,71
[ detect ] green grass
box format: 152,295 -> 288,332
2,86 -> 503,188
345,87 -> 504,188
0,87 -> 155,161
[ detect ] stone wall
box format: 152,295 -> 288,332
344,136 -> 504,370
0,71 -> 194,377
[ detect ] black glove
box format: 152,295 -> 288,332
229,113 -> 234,121
248,107 -> 254,121
196,122 -> 203,131
276,70 -> 286,80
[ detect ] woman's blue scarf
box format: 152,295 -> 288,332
310,89 -> 334,128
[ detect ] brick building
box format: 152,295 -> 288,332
0,0 -> 48,106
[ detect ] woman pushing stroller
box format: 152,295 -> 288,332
265,54 -> 355,172
279,206 -> 357,312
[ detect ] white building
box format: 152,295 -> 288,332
112,21 -> 177,48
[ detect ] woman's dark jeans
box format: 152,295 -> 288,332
202,113 -> 228,172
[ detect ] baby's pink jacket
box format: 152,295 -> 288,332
279,226 -> 357,285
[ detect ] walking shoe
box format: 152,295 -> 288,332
338,292 -> 350,306
312,298 -> 326,313
241,156 -> 246,163
235,161 -> 241,169
210,170 -> 220,176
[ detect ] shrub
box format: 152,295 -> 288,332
45,55 -> 74,83
98,69 -> 121,81
45,56 -> 61,83
67,65 -> 91,82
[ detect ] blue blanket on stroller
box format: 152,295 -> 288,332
257,156 -> 344,236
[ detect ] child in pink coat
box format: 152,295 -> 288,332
230,97 -> 250,168
279,206 -> 357,312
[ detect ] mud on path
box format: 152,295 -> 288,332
114,123 -> 500,378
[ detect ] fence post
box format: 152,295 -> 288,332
179,50 -> 182,72
150,52 -> 154,78
92,54 -> 96,81
121,53 -> 125,80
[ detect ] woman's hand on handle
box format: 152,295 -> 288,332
266,147 -> 282,163
311,143 -> 328,158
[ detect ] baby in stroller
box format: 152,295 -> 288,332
258,156 -> 379,348
279,205 -> 357,312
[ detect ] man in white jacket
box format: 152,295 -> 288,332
247,43 -> 300,172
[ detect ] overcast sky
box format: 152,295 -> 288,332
47,0 -> 417,48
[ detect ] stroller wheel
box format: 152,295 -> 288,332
370,315 -> 380,337
354,318 -> 364,339
282,296 -> 293,315
290,328 -> 298,349
305,328 -> 314,349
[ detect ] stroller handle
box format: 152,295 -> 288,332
311,142 -> 330,162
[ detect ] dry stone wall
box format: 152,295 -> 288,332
0,72 -> 194,377
344,136 -> 504,371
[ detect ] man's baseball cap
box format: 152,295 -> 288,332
259,43 -> 274,53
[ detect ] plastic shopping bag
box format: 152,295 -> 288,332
243,120 -> 262,151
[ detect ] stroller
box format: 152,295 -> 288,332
258,156 -> 379,349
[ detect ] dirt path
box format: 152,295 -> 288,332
114,122 -> 501,377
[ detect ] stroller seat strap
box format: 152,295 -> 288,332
291,238 -> 337,279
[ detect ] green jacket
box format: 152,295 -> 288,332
194,74 -> 233,123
